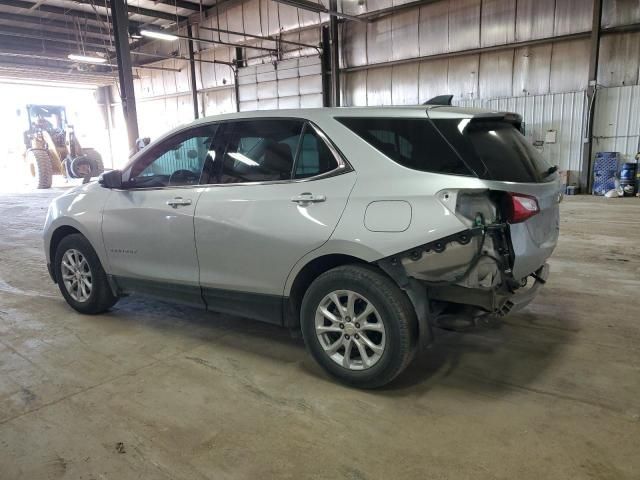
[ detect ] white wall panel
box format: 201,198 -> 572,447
550,39 -> 590,93
602,0 -> 640,27
418,1 -> 449,56
278,4 -> 300,31
598,32 -> 640,87
243,0 -> 262,36
392,9 -> 420,61
391,63 -> 419,104
593,85 -> 640,162
366,67 -> 393,105
261,0 -> 280,36
479,50 -> 514,98
343,70 -> 369,106
481,0 -> 516,47
226,4 -> 245,43
448,0 -> 481,51
418,58 -> 449,103
512,44 -> 552,95
204,87 -> 236,116
554,0 -> 593,35
342,21 -> 368,67
367,17 -> 393,65
447,55 -> 479,99
516,0 -> 556,41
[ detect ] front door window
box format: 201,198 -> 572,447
127,125 -> 218,188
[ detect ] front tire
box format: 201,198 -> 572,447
54,233 -> 118,314
26,149 -> 53,189
300,265 -> 417,388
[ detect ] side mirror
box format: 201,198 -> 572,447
99,169 -> 122,189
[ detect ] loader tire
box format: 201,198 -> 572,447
27,149 -> 53,189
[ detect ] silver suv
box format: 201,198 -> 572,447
44,107 -> 561,388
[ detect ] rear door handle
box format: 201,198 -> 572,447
166,197 -> 192,208
291,193 -> 326,204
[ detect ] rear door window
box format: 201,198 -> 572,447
208,119 -> 304,184
336,117 -> 475,176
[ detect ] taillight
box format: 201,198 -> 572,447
505,192 -> 540,223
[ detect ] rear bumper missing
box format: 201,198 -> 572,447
428,263 -> 549,316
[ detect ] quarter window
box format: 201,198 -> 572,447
336,117 -> 474,176
293,127 -> 339,179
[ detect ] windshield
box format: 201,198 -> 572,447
432,118 -> 553,183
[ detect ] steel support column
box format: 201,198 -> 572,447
581,0 -> 603,192
329,0 -> 340,107
321,26 -> 331,107
111,0 -> 139,152
187,22 -> 199,119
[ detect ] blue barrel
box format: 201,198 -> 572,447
620,162 -> 637,196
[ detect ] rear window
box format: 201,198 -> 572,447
432,118 -> 552,183
336,117 -> 474,176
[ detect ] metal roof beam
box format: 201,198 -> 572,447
65,0 -> 188,21
1,0 -> 115,25
0,11 -> 113,38
0,24 -> 113,47
271,0 -> 365,22
149,0 -> 202,12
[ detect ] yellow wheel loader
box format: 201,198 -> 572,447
23,105 -> 104,189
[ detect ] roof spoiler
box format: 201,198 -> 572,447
469,112 -> 524,132
423,95 -> 454,106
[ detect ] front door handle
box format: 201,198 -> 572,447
291,193 -> 326,204
166,197 -> 192,208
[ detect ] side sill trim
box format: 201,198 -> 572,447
111,276 -> 285,325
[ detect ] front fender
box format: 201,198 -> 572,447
44,183 -> 111,269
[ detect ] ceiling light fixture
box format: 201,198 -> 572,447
140,29 -> 178,41
67,54 -> 107,64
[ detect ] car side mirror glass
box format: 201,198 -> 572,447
99,169 -> 122,189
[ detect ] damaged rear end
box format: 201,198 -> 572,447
370,109 -> 562,325
394,185 -> 557,319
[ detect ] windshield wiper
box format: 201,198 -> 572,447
544,165 -> 559,177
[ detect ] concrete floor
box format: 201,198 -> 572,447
0,188 -> 639,480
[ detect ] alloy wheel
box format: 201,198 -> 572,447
60,248 -> 92,303
314,289 -> 386,370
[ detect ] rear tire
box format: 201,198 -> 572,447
26,149 -> 52,189
54,233 -> 118,314
300,265 -> 417,388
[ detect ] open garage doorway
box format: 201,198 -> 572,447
0,81 -> 115,192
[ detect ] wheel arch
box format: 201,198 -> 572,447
284,253 -> 373,327
48,225 -> 83,282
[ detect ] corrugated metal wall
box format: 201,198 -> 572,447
593,85 -> 640,163
456,92 -> 587,173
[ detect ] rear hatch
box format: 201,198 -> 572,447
427,110 -> 562,279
